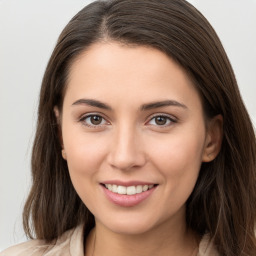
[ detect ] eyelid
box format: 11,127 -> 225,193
146,113 -> 177,126
79,112 -> 110,128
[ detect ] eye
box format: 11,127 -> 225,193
147,115 -> 176,126
80,114 -> 109,127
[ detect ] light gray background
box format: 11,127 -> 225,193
0,0 -> 255,251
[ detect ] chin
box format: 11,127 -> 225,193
95,211 -> 166,236
107,221 -> 155,235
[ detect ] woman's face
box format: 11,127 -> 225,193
59,42 -> 217,235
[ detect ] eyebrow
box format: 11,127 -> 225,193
140,100 -> 187,111
72,98 -> 187,111
72,99 -> 112,110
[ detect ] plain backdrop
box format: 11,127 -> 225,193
0,0 -> 255,251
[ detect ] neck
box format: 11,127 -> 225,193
85,215 -> 199,256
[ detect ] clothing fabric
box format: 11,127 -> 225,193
0,224 -> 219,256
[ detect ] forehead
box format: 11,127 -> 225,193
69,42 -> 189,83
64,42 -> 202,111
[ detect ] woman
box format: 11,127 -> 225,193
1,0 -> 255,255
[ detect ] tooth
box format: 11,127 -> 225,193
127,186 -> 136,195
136,185 -> 143,194
142,185 -> 149,192
112,184 -> 118,193
117,185 -> 127,194
105,184 -> 154,194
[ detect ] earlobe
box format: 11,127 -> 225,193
62,149 -> 67,160
54,106 -> 60,123
53,106 -> 65,154
202,114 -> 223,162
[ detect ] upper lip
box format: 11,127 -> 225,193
101,180 -> 157,186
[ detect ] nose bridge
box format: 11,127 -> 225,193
108,122 -> 146,170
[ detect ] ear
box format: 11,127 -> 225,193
54,106 -> 61,123
202,114 -> 223,162
54,106 -> 66,159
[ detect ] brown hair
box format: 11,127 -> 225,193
23,0 -> 256,255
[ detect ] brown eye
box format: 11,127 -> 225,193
90,115 -> 102,125
81,114 -> 108,127
155,116 -> 168,125
148,115 -> 176,127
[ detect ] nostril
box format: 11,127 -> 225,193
107,139 -> 147,171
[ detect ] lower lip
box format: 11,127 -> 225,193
102,185 -> 157,207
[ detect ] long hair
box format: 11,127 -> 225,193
23,0 -> 256,255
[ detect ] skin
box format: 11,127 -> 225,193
56,42 -> 222,256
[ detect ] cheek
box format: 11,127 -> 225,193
149,126 -> 205,190
63,124 -> 107,167
62,128 -> 108,193
62,135 -> 108,212
153,137 -> 204,215
66,145 -> 95,177
153,132 -> 204,164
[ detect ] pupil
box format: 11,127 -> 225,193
156,116 -> 166,125
91,115 -> 102,125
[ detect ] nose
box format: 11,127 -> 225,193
107,125 -> 147,171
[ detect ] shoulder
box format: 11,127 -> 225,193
197,233 -> 219,256
0,224 -> 85,256
0,239 -> 54,256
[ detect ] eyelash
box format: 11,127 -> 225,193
79,113 -> 177,128
79,114 -> 109,128
146,114 -> 177,127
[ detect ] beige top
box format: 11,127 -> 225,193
0,224 -> 219,256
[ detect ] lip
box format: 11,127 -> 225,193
101,180 -> 155,186
101,182 -> 157,207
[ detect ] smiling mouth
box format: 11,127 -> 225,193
103,184 -> 157,195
